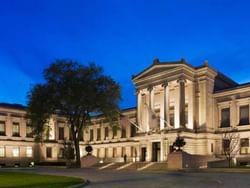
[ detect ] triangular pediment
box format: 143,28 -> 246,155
133,63 -> 183,81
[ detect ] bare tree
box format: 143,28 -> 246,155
222,129 -> 240,167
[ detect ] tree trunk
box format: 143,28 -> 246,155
74,138 -> 81,168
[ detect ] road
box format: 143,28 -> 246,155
1,167 -> 250,188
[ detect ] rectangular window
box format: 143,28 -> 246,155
211,143 -> 214,153
221,108 -> 230,127
58,127 -> 64,140
240,138 -> 249,154
46,147 -> 52,158
97,128 -> 101,141
121,127 -> 126,138
104,127 -> 109,139
0,147 -> 5,157
26,146 -> 33,157
240,138 -> 249,147
130,124 -> 136,137
12,122 -> 20,137
239,105 -> 249,125
0,121 -> 6,136
112,126 -> 117,138
12,147 -> 19,157
222,139 -> 230,152
105,148 -> 108,158
90,129 -> 94,141
26,124 -> 33,138
121,147 -> 126,157
113,148 -> 117,158
169,106 -> 175,126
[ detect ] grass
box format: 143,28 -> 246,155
0,172 -> 84,188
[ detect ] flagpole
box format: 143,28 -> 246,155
117,110 -> 143,131
144,102 -> 173,129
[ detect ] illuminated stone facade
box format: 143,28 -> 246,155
1,59 -> 250,166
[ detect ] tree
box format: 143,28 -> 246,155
26,60 -> 121,167
222,128 -> 240,167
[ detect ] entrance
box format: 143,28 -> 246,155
141,147 -> 147,162
152,142 -> 161,162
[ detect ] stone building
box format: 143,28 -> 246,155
1,59 -> 250,166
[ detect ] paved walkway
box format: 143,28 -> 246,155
2,167 -> 250,188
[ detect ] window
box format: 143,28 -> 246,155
104,127 -> 109,139
222,139 -> 230,152
26,124 -> 33,137
46,147 -> 52,158
130,124 -> 136,137
221,108 -> 230,127
12,147 -> 19,157
239,105 -> 249,125
104,148 -> 108,158
12,122 -> 20,137
240,138 -> 249,147
112,126 -> 117,138
113,148 -> 117,158
211,143 -> 214,153
169,106 -> 175,126
97,128 -> 101,141
121,127 -> 126,138
240,138 -> 249,154
26,146 -> 33,157
0,147 -> 5,157
0,121 -> 5,136
90,129 -> 94,141
121,147 -> 126,157
58,127 -> 64,140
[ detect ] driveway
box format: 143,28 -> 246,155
1,167 -> 250,188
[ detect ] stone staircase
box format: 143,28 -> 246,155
90,162 -> 109,169
91,161 -> 169,171
142,162 -> 168,171
121,162 -> 151,170
100,162 -> 126,170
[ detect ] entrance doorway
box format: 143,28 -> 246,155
152,142 -> 161,162
141,147 -> 147,162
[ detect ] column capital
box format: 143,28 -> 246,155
147,85 -> 154,92
162,81 -> 168,88
136,89 -> 141,95
177,77 -> 186,83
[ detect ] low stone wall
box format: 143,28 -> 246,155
207,159 -> 229,168
168,151 -> 213,169
80,155 -> 99,168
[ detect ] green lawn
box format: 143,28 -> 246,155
0,172 -> 84,188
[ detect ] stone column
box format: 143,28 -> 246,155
178,78 -> 186,128
174,85 -> 180,128
188,82 -> 194,129
147,86 -> 154,131
137,90 -> 142,129
162,82 -> 169,128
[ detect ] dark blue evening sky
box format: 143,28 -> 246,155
0,0 -> 250,109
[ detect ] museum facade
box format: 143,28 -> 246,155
1,59 -> 250,166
